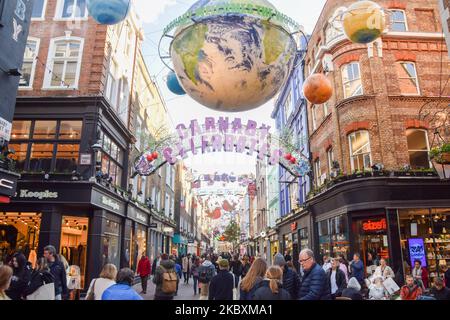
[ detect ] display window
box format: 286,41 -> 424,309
283,234 -> 292,256
398,208 -> 450,287
299,228 -> 309,251
352,215 -> 389,277
331,216 -> 350,258
102,219 -> 120,268
0,212 -> 41,268
59,216 -> 88,289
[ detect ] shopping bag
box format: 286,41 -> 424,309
26,283 -> 55,300
383,277 -> 400,295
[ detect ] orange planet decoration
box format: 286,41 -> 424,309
303,73 -> 333,104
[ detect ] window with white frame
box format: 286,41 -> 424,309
390,9 -> 408,32
44,38 -> 83,88
323,102 -> 329,116
327,148 -> 334,176
106,60 -> 119,107
348,130 -> 372,171
31,0 -> 47,19
284,93 -> 292,122
312,105 -> 318,130
406,129 -> 431,169
56,0 -> 87,19
314,159 -> 322,186
396,62 -> 420,95
342,62 -> 363,98
19,39 -> 39,88
117,77 -> 130,124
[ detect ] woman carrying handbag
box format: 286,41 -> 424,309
85,264 -> 117,300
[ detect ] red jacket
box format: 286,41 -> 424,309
137,257 -> 151,277
400,285 -> 422,300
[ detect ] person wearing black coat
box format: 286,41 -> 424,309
209,259 -> 234,300
273,253 -> 301,299
230,255 -> 242,289
326,258 -> 347,299
44,245 -> 68,300
253,266 -> 291,300
5,253 -> 31,300
24,258 -> 55,298
298,249 -> 331,300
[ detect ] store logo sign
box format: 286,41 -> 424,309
136,212 -> 147,223
0,179 -> 14,189
362,218 -> 387,232
19,189 -> 58,199
408,238 -> 427,268
101,196 -> 120,211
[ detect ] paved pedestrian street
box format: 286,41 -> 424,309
133,277 -> 200,300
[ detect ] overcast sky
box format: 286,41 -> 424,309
135,0 -> 327,174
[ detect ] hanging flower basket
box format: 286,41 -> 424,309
430,143 -> 450,179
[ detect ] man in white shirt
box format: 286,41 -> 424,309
322,255 -> 332,273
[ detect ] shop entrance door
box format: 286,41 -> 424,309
353,216 -> 389,277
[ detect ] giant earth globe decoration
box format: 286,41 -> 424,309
342,0 -> 386,44
167,71 -> 186,95
161,0 -> 300,112
87,0 -> 131,25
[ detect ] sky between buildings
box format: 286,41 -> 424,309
136,0 -> 327,174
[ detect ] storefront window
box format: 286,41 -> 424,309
10,119 -> 82,173
102,219 -> 120,268
331,215 -> 350,258
0,212 -> 41,267
299,228 -> 309,251
59,216 -> 88,288
398,208 -> 450,286
353,215 -> 389,276
318,219 -> 331,258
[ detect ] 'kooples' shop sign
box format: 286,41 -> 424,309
19,189 -> 58,199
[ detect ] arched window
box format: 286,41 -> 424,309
44,38 -> 83,88
348,130 -> 372,171
342,62 -> 363,98
406,129 -> 431,169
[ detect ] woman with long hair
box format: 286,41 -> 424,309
25,257 -> 55,300
253,266 -> 291,300
239,258 -> 267,300
5,252 -> 31,300
0,265 -> 13,300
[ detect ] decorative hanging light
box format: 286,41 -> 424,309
87,0 -> 131,25
303,73 -> 333,104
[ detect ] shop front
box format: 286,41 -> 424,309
308,177 -> 450,287
126,202 -> 149,271
1,181 -> 127,290
276,210 -> 312,270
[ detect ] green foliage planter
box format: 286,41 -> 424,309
349,171 -> 372,179
430,143 -> 450,164
373,170 -> 391,177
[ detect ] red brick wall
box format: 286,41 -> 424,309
17,0 -> 108,97
307,0 -> 450,179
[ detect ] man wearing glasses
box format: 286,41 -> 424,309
298,249 -> 331,300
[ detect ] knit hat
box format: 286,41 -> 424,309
218,259 -> 229,269
274,253 -> 286,267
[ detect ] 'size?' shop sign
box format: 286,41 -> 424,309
408,238 -> 427,268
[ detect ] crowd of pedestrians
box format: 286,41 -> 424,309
0,245 -> 449,301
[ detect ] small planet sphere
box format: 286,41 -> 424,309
303,73 -> 333,104
342,0 -> 386,44
170,0 -> 296,112
87,0 -> 130,25
167,71 -> 186,95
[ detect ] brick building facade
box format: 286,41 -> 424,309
303,0 -> 450,286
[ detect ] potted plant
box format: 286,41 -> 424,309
429,143 -> 450,179
350,169 -> 372,179
412,168 -> 438,177
394,165 -> 415,177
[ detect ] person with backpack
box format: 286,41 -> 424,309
198,255 -> 217,297
153,254 -> 178,300
230,254 -> 243,289
208,259 -> 234,300
25,257 -> 55,300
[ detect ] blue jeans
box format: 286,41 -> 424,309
417,295 -> 436,300
193,276 -> 199,295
